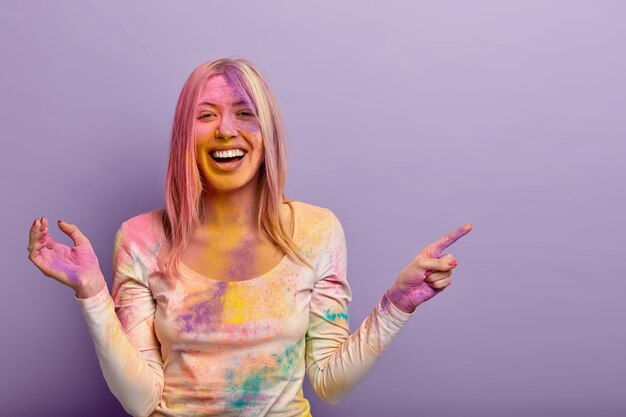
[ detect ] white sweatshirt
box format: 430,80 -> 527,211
76,201 -> 414,417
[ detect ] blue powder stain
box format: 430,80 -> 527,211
226,344 -> 302,411
232,373 -> 264,409
323,308 -> 348,322
226,365 -> 271,410
149,240 -> 162,257
272,343 -> 299,374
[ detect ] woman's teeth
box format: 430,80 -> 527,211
211,149 -> 246,163
211,150 -> 246,163
211,149 -> 245,158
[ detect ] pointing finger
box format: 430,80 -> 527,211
422,223 -> 473,258
414,254 -> 457,275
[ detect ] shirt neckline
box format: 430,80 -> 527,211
177,201 -> 300,285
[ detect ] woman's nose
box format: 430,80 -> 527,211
216,113 -> 238,139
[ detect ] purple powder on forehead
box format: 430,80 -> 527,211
207,66 -> 257,115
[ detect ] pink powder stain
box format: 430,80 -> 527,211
115,306 -> 135,331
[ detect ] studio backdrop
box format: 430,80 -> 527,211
1,1 -> 624,416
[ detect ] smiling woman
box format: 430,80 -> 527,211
194,74 -> 265,191
157,58 -> 310,286
27,57 -> 471,417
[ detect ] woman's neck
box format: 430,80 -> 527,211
199,181 -> 260,233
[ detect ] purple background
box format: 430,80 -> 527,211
2,1 -> 625,416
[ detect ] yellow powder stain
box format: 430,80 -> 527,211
222,284 -> 249,324
221,277 -> 294,325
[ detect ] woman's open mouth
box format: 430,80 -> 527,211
209,149 -> 247,170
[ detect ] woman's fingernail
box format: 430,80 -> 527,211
424,269 -> 433,276
448,260 -> 458,266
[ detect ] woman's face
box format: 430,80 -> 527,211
195,74 -> 264,193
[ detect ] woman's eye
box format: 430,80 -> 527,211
239,111 -> 255,117
199,114 -> 215,119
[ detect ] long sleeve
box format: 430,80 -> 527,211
75,223 -> 164,417
305,209 -> 415,405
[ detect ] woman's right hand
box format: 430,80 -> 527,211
28,216 -> 106,299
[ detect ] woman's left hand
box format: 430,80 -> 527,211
386,223 -> 473,314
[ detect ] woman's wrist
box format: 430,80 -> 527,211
75,274 -> 106,299
386,287 -> 418,314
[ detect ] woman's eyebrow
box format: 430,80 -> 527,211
198,100 -> 248,107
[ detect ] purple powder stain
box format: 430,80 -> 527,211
175,281 -> 228,333
50,257 -> 81,283
381,292 -> 391,313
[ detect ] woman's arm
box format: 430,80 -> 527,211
76,223 -> 164,417
305,210 -> 414,405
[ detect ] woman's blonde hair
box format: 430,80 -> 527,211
157,57 -> 313,281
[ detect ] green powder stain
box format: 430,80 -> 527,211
323,308 -> 348,322
226,364 -> 271,410
226,343 -> 302,411
231,373 -> 264,409
272,343 -> 299,374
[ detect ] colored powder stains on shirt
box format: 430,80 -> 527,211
220,284 -> 249,324
323,308 -> 348,322
127,245 -> 145,271
223,342 -> 302,413
224,366 -> 274,413
380,292 -> 391,314
76,203 -> 415,417
127,239 -> 162,268
221,280 -> 296,325
175,282 -> 228,333
180,358 -> 199,383
147,241 -> 162,266
272,342 -> 300,374
231,372 -> 264,409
